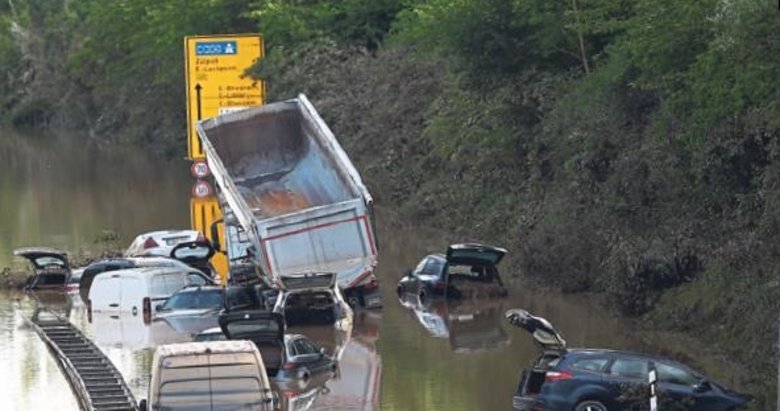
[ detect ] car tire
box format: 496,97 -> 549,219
574,400 -> 609,411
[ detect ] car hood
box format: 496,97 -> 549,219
446,243 -> 506,266
218,310 -> 285,344
505,308 -> 566,351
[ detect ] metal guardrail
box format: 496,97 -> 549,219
26,309 -> 138,411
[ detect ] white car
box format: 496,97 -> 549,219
125,230 -> 203,258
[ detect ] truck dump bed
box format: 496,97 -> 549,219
197,94 -> 377,288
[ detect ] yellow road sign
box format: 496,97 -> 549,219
191,196 -> 228,284
184,34 -> 265,159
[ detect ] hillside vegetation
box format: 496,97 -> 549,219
1,0 -> 780,406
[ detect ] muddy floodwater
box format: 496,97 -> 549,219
0,130 -> 754,410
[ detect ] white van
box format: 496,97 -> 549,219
140,341 -> 277,411
88,266 -> 212,323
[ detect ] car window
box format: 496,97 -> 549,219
187,273 -> 209,286
608,358 -> 648,379
657,363 -> 699,386
572,358 -> 608,372
414,259 -> 428,274
301,339 -> 319,354
421,258 -> 445,276
292,338 -> 316,355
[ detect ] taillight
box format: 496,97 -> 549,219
143,297 -> 152,324
197,232 -> 206,242
432,281 -> 446,292
545,371 -> 573,382
143,237 -> 159,249
283,361 -> 297,371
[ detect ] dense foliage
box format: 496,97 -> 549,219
1,0 -> 779,406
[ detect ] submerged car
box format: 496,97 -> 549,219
78,243 -> 215,302
15,247 -> 71,290
398,243 -> 508,300
505,308 -> 751,411
274,272 -> 352,327
139,340 -> 277,411
218,310 -> 337,381
125,229 -> 204,258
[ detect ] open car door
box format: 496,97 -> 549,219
170,240 -> 215,276
218,310 -> 286,373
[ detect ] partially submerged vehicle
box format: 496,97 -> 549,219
88,266 -> 214,324
140,340 -> 277,411
505,309 -> 751,411
218,310 -> 337,381
273,272 -> 352,327
397,243 -> 508,300
14,247 -> 71,290
125,229 -> 203,258
398,296 -> 510,353
79,247 -> 215,302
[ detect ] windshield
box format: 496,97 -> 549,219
162,289 -> 224,311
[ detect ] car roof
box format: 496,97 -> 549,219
95,266 -> 189,278
156,340 -> 257,357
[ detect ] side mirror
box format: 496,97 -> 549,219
320,347 -> 326,356
139,399 -> 148,411
693,380 -> 712,393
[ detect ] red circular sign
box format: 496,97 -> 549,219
190,160 -> 211,178
191,180 -> 214,198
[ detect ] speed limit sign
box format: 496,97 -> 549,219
190,160 -> 211,178
192,180 -> 214,198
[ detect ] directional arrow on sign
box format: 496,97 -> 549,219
195,83 -> 203,120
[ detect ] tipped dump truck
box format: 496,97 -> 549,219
197,94 -> 381,308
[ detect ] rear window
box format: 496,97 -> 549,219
158,353 -> 266,411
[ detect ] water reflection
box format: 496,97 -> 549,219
399,295 -> 510,354
0,130 -> 190,269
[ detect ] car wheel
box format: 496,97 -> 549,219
574,400 -> 608,411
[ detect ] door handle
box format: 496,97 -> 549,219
109,303 -> 119,308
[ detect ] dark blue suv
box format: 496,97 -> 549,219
506,309 -> 751,411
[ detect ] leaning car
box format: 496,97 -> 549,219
398,243 -> 508,300
218,310 -> 337,381
14,247 -> 71,290
505,308 -> 751,411
274,272 -> 352,327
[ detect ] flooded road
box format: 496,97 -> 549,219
0,130 -> 191,269
0,129 -> 755,410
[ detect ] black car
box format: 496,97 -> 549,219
218,310 -> 336,380
397,243 -> 508,300
15,247 -> 71,290
506,309 -> 751,411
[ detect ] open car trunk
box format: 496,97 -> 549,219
445,244 -> 507,299
170,240 -> 215,275
14,247 -> 70,290
219,311 -> 285,375
505,308 -> 567,395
